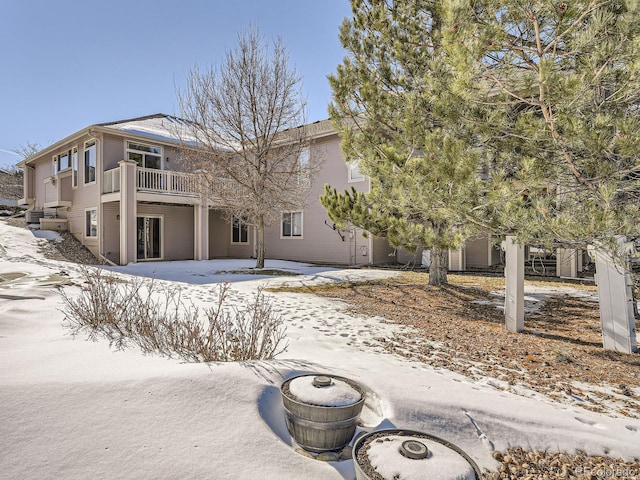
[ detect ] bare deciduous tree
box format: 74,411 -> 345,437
13,141 -> 41,160
177,27 -> 316,268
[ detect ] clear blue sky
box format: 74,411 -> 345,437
0,0 -> 352,170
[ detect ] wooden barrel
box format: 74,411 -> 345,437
280,374 -> 365,453
353,429 -> 482,480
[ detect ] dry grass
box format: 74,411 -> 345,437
272,271 -> 640,418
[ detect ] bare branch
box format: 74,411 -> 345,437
176,26 -> 321,268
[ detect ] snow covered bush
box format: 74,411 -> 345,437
61,268 -> 288,362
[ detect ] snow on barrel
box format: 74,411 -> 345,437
280,374 -> 366,453
288,375 -> 362,407
353,429 -> 481,480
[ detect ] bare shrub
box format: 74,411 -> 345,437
61,267 -> 288,362
203,285 -> 288,361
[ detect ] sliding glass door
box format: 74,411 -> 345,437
137,216 -> 162,260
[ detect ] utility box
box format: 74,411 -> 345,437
25,210 -> 44,224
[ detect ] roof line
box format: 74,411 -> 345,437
19,114 -> 336,166
96,113 -> 178,127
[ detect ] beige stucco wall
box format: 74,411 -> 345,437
398,236 -> 502,269
26,133 -> 101,252
102,202 -> 121,264
101,133 -> 182,173
22,165 -> 36,201
397,248 -> 423,266
449,247 -> 465,271
556,248 -> 583,277
466,236 -> 490,267
263,133 -> 391,265
101,134 -> 124,171
25,127 -> 203,264
32,156 -> 52,210
208,210 -> 254,259
372,235 -> 396,264
26,123 -> 403,267
64,134 -> 101,252
208,210 -> 228,258
137,203 -> 195,261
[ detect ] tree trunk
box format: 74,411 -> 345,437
255,215 -> 265,269
429,246 -> 448,286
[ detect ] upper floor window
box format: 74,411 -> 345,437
53,150 -> 72,174
231,216 -> 249,244
297,146 -> 312,187
282,211 -> 303,238
348,161 -> 365,182
59,151 -> 70,171
72,146 -> 78,187
84,140 -> 96,184
127,141 -> 162,169
298,146 -> 309,166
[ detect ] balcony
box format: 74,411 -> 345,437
137,167 -> 199,195
102,167 -> 199,196
102,165 -> 246,205
103,168 -> 121,194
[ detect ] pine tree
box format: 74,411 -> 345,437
442,0 -> 640,253
322,0 -> 492,285
325,0 -> 640,286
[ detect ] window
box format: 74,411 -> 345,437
85,208 -> 97,238
282,211 -> 302,238
298,146 -> 309,165
348,161 -> 364,182
297,146 -> 312,187
53,150 -> 72,174
72,146 -> 78,187
127,141 -> 162,169
59,151 -> 70,171
231,216 -> 249,244
84,140 -> 96,184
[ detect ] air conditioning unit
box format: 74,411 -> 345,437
25,210 -> 44,224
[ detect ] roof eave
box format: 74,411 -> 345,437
22,126 -> 95,166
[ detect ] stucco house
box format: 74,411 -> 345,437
18,113 -> 583,275
16,114 -> 399,266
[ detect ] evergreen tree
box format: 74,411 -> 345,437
325,0 -> 640,286
322,0 -> 492,285
443,0 -> 640,253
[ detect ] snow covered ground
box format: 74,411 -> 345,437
1,220 -> 639,479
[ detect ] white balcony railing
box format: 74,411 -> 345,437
137,167 -> 199,195
103,168 -> 120,194
101,166 -> 248,200
102,166 -> 199,196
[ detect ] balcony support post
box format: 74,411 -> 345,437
194,198 -> 209,261
119,160 -> 138,265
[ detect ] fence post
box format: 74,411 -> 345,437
592,238 -> 638,354
505,235 -> 525,332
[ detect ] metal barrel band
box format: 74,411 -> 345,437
284,409 -> 359,430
